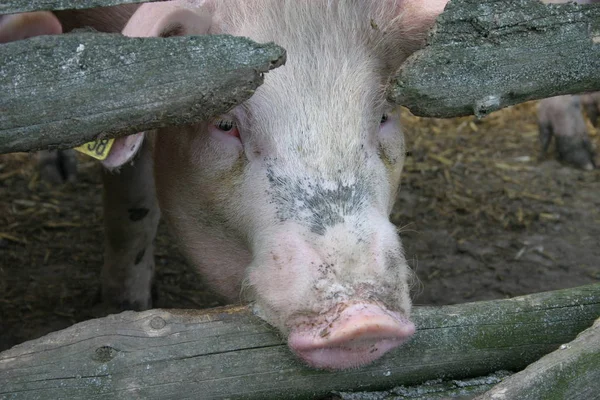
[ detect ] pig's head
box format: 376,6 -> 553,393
120,0 -> 446,370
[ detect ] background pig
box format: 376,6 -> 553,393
3,0 -> 448,370
582,92 -> 600,127
537,95 -> 596,170
537,0 -> 598,171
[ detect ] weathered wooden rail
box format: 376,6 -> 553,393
476,317 -> 600,400
2,0 -> 600,153
0,284 -> 598,399
0,0 -> 159,14
335,317 -> 600,399
390,0 -> 600,118
0,33 -> 285,152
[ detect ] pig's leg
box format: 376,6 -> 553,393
101,140 -> 159,311
538,120 -> 554,155
37,149 -> 78,184
589,106 -> 599,127
584,97 -> 599,127
556,134 -> 596,170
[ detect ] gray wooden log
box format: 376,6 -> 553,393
0,32 -> 285,153
0,0 -> 159,14
390,0 -> 600,118
475,317 -> 600,400
335,371 -> 513,400
0,284 -> 598,400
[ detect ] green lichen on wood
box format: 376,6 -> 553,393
390,0 -> 600,118
0,32 -> 285,153
475,318 -> 600,400
0,0 -> 158,14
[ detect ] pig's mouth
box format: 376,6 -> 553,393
287,303 -> 415,370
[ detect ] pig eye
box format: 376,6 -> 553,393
213,118 -> 240,139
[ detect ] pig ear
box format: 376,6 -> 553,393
101,132 -> 146,169
377,0 -> 448,71
122,1 -> 211,38
102,3 -> 211,169
0,11 -> 62,43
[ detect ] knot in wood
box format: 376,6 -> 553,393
150,316 -> 166,330
92,345 -> 118,362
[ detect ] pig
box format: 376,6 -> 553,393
582,92 -> 600,127
3,0 -> 448,370
536,0 -> 598,171
537,95 -> 596,170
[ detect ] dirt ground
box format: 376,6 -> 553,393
1,101 -> 599,352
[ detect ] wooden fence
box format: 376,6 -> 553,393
0,0 -> 599,398
2,0 -> 600,153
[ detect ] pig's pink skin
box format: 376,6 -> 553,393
0,12 -> 62,43
288,303 -> 415,370
121,2 -> 211,38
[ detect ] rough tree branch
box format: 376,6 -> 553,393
390,0 -> 600,118
0,32 -> 285,153
475,317 -> 600,400
0,0 -> 159,14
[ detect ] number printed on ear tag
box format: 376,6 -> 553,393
74,138 -> 115,160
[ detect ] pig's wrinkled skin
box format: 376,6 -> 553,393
537,96 -> 596,170
2,0 -> 448,369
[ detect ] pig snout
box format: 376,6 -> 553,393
245,215 -> 415,370
288,303 -> 415,370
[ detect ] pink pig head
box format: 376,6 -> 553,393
111,0 -> 448,370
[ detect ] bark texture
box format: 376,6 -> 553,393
390,0 -> 600,118
0,0 -> 158,14
0,284 -> 598,399
0,32 -> 285,153
475,317 -> 600,400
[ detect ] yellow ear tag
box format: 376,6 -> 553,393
74,138 -> 115,161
